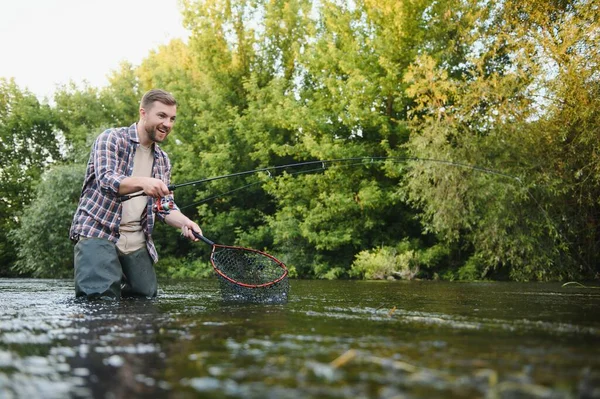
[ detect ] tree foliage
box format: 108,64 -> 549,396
10,165 -> 85,277
402,0 -> 599,280
0,79 -> 61,274
2,0 -> 599,281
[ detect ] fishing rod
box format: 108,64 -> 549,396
119,156 -> 521,202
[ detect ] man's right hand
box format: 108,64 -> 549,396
141,177 -> 170,197
119,177 -> 170,197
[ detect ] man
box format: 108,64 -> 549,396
70,89 -> 201,299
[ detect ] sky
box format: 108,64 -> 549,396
0,0 -> 189,100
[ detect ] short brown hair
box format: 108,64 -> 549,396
140,89 -> 177,110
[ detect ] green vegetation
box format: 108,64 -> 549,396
1,0 -> 599,281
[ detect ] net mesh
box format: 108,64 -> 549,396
211,246 -> 289,304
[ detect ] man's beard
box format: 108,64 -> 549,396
146,124 -> 168,143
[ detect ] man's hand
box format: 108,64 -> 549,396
180,221 -> 202,241
119,176 -> 170,197
164,210 -> 202,241
141,177 -> 170,197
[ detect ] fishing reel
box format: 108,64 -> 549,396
153,196 -> 176,215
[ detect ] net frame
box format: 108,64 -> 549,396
193,232 -> 289,294
208,243 -> 289,288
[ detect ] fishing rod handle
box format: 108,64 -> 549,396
119,192 -> 145,202
192,231 -> 215,246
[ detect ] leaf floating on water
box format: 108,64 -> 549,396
365,355 -> 419,374
474,368 -> 498,387
562,281 -> 600,289
330,349 -> 357,369
491,381 -> 555,398
562,281 -> 586,288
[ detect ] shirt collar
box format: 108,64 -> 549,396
129,123 -> 163,156
128,123 -> 140,144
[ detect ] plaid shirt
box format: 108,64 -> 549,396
70,123 -> 178,263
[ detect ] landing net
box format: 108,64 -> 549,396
210,245 -> 289,304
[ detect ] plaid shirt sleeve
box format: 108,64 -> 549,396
94,130 -> 127,196
70,128 -> 131,244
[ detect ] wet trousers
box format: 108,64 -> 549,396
74,238 -> 157,299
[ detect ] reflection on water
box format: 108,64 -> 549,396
1,279 -> 599,398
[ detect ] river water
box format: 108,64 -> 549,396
0,278 -> 599,398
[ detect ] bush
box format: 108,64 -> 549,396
349,240 -> 452,280
11,164 -> 85,277
350,242 -> 418,280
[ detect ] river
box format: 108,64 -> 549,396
1,278 -> 599,398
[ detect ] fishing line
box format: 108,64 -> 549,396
168,156 -> 522,190
176,157 -> 522,211
179,156 -> 509,209
179,165 -> 334,210
119,156 -> 522,202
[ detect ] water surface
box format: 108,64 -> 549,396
1,279 -> 599,398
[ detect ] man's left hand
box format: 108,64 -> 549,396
181,221 -> 202,241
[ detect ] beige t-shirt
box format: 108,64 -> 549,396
116,144 -> 154,254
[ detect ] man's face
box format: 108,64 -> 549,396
141,101 -> 177,143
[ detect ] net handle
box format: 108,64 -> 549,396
192,231 -> 214,246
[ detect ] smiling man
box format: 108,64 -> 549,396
69,89 -> 202,300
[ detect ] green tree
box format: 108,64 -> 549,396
11,164 -> 85,277
257,0 -> 438,276
176,0 -> 289,251
504,0 -> 600,278
53,83 -> 108,162
402,0 -> 600,280
174,0 -> 460,277
99,62 -> 143,128
8,0 -> 595,282
0,79 -> 60,275
53,65 -> 141,164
